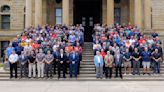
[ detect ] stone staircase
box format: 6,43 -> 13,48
0,42 -> 164,81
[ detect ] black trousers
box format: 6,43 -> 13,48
77,54 -> 82,74
53,59 -> 58,74
105,67 -> 112,78
65,60 -> 70,74
45,63 -> 53,77
115,65 -> 122,78
58,63 -> 66,78
10,63 -> 17,78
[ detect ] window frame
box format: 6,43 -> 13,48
55,8 -> 62,25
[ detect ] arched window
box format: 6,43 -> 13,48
1,5 -> 10,12
0,5 -> 11,29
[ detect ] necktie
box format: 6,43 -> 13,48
108,57 -> 110,64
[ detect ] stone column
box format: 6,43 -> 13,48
102,0 -> 107,24
129,0 -> 134,25
25,0 -> 32,28
62,0 -> 69,25
107,0 -> 114,26
144,0 -> 151,30
134,0 -> 142,28
35,0 -> 43,26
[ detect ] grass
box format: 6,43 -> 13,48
0,63 -> 4,68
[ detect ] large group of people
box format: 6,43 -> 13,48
93,24 -> 163,79
4,23 -> 163,80
6,24 -> 84,79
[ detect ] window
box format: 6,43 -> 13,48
55,8 -> 62,24
1,15 -> 10,29
0,5 -> 11,29
1,41 -> 9,57
1,5 -> 10,12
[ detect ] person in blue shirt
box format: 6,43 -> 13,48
68,32 -> 76,46
6,43 -> 15,58
123,49 -> 132,75
141,47 -> 151,75
15,43 -> 24,56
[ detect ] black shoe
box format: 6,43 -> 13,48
148,73 -> 151,76
115,76 -> 118,78
63,76 -> 66,78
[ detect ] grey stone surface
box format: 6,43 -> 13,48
0,81 -> 164,92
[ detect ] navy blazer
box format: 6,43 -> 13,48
69,53 -> 79,63
59,53 -> 66,62
53,51 -> 60,59
114,54 -> 123,67
19,55 -> 28,64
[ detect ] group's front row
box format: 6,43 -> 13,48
94,48 -> 162,79
8,49 -> 80,79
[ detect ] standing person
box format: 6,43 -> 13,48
65,47 -> 70,74
9,51 -> 18,79
45,50 -> 54,78
36,49 -> 45,78
94,51 -> 104,79
58,49 -> 66,79
132,48 -> 141,75
28,50 -> 36,78
69,50 -> 79,78
152,49 -> 162,74
6,43 -> 15,59
114,50 -> 123,79
123,49 -> 132,75
53,48 -> 60,75
141,47 -> 151,75
19,51 -> 28,78
74,42 -> 82,75
104,51 -> 114,79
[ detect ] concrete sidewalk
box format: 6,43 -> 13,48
0,81 -> 163,92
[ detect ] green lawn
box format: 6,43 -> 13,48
0,63 -> 4,68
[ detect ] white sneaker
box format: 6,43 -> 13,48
129,74 -> 132,75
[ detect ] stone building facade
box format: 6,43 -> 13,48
0,0 -> 164,57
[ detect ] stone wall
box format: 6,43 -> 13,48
152,0 -> 164,31
0,0 -> 25,31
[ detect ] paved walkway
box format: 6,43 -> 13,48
0,81 -> 163,92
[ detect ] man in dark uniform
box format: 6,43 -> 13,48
58,49 -> 66,78
53,48 -> 60,75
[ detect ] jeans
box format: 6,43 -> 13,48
20,63 -> 27,78
105,67 -> 112,78
96,66 -> 103,78
154,61 -> 160,74
70,63 -> 78,77
45,63 -> 53,77
133,61 -> 140,75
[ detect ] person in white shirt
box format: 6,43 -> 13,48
9,50 -> 18,79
